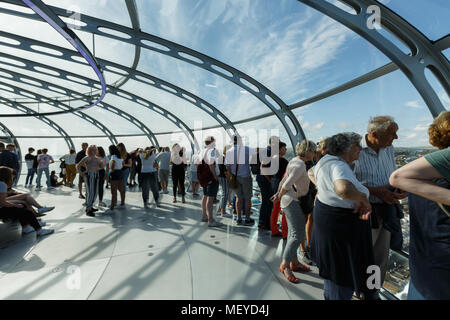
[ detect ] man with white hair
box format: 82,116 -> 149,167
353,116 -> 407,299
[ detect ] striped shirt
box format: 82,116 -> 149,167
353,140 -> 397,204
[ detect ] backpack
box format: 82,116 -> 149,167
197,159 -> 214,187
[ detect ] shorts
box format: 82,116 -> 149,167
203,180 -> 219,197
110,170 -> 123,181
158,169 -> 169,182
233,176 -> 253,199
190,170 -> 198,183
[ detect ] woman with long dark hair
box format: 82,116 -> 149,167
171,144 -> 186,203
97,146 -> 108,207
107,145 -> 125,211
117,143 -> 132,191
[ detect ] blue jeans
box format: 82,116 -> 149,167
25,168 -> 36,185
408,281 -> 425,300
141,172 -> 159,204
36,168 -> 50,188
218,177 -> 229,210
256,174 -> 273,227
323,279 -> 354,300
122,167 -> 130,189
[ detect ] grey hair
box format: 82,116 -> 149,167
296,140 -> 317,157
367,116 -> 396,134
326,132 -> 362,156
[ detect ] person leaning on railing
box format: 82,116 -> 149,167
308,132 -> 376,300
389,111 -> 450,300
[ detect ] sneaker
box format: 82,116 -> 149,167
22,225 -> 35,234
300,250 -> 313,266
47,186 -> 55,190
201,217 -> 208,222
244,218 -> 255,225
236,218 -> 243,225
98,202 -> 107,207
37,228 -> 54,237
35,187 -> 41,191
208,221 -> 223,228
222,213 -> 233,218
38,206 -> 55,214
38,221 -> 46,227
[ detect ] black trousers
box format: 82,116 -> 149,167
98,169 -> 106,202
0,206 -> 40,230
172,167 -> 185,197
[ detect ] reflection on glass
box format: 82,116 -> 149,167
383,250 -> 410,300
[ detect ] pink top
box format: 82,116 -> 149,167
278,157 -> 310,209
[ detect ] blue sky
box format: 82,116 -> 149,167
0,0 -> 449,154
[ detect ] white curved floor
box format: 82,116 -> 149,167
0,184 -> 324,300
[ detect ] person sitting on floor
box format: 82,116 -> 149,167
50,170 -> 64,187
0,166 -> 54,237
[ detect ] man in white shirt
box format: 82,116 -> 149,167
199,136 -> 222,228
155,147 -> 171,194
353,116 -> 407,299
61,149 -> 77,187
225,135 -> 257,225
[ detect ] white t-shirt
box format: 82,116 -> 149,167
139,153 -> 157,173
201,147 -> 220,176
313,154 -> 369,209
64,153 -> 76,165
190,153 -> 199,172
110,155 -> 123,170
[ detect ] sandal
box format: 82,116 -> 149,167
290,262 -> 310,272
278,266 -> 299,284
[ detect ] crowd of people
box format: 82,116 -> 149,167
0,112 -> 448,300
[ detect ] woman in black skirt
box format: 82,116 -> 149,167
308,133 -> 375,300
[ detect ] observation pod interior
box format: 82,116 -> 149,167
0,0 -> 448,301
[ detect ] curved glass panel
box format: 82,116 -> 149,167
137,0 -> 391,108
443,48 -> 450,61
0,117 -> 66,137
102,94 -> 181,134
378,0 -> 450,40
120,77 -> 222,128
43,0 -> 132,28
292,69 -> 437,147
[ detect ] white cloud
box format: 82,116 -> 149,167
413,124 -> 428,131
405,100 -> 423,108
313,122 -> 324,130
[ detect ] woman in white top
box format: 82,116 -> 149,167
76,145 -> 104,216
139,147 -> 160,208
308,132 -> 373,300
107,145 -> 125,211
270,140 -> 315,283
